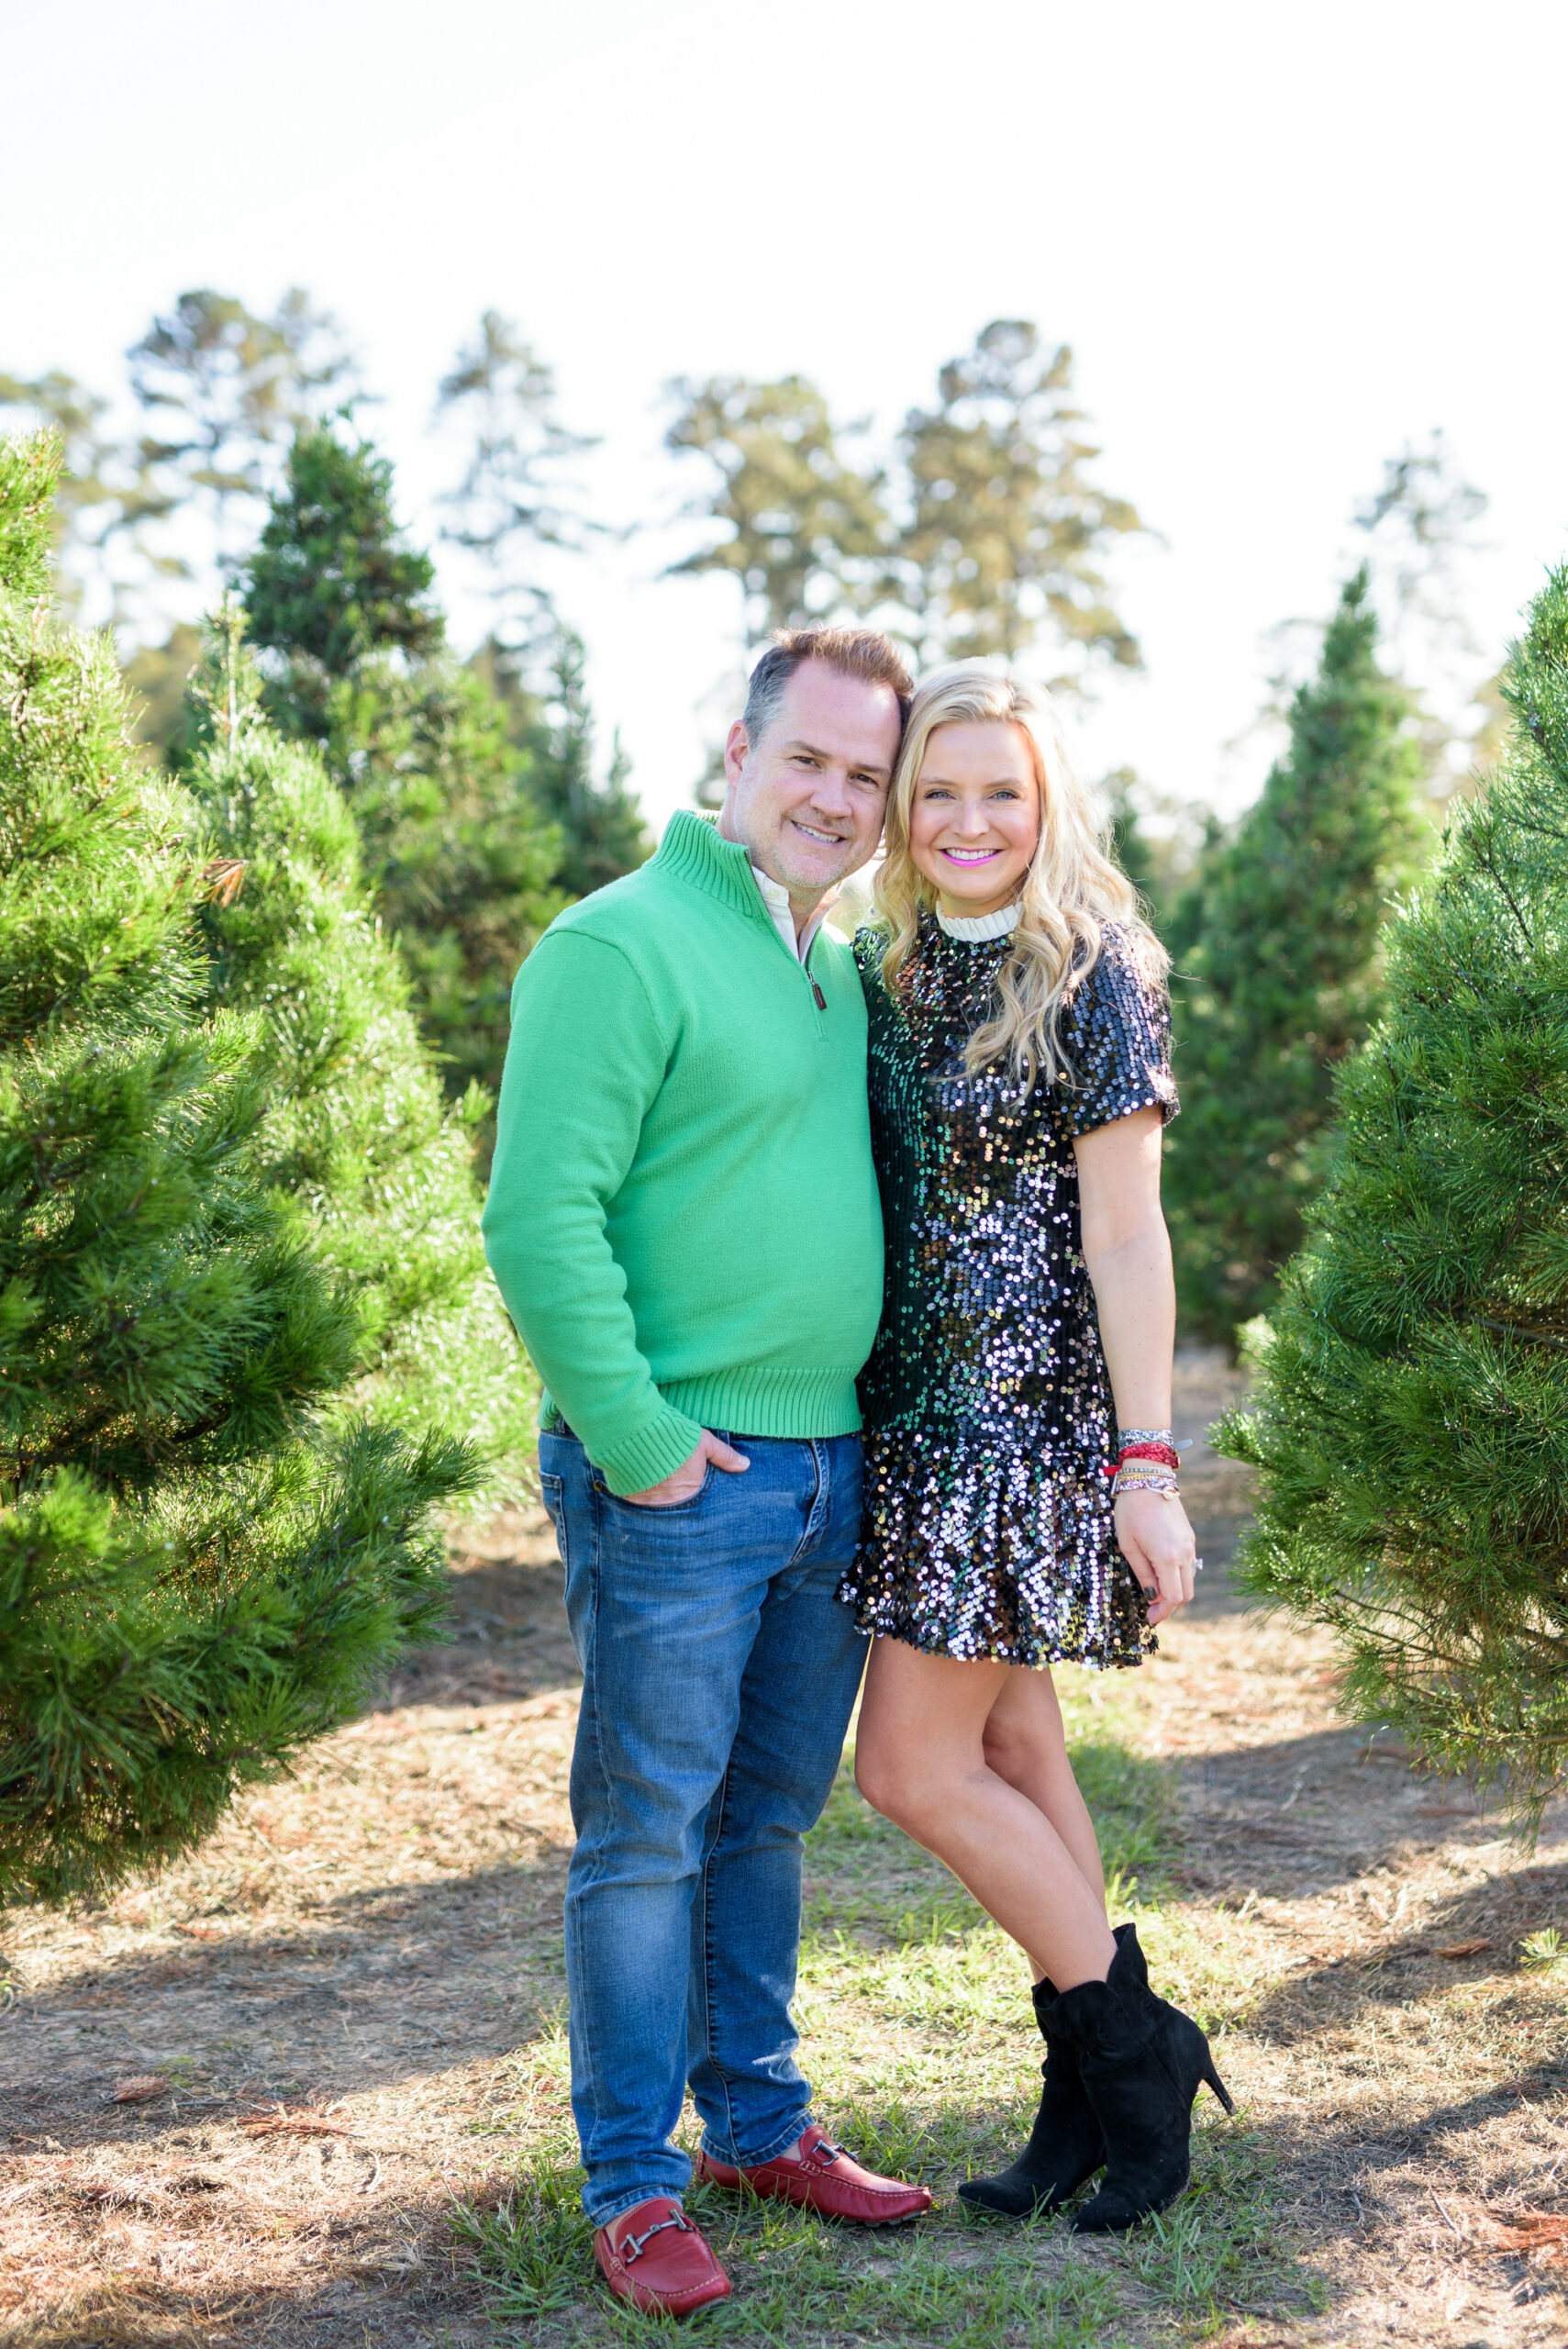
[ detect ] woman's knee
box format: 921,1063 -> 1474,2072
854,1735 -> 935,1832
982,1707 -> 1068,1791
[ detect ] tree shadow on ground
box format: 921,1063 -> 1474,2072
1,1850 -> 573,2153
366,1552 -> 579,1715
1174,1719 -> 1567,1901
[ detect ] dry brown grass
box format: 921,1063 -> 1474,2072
3,1354 -> 1567,2346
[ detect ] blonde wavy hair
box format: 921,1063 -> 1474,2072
873,662 -> 1168,1088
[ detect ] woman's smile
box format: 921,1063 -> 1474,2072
907,718 -> 1041,917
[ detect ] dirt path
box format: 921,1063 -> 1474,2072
3,1355 -> 1566,2347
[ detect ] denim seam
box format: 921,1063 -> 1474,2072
570,1478 -> 615,2173
696,1752 -> 740,2158
788,1439 -> 828,1564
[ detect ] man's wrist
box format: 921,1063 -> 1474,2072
593,1407 -> 707,1498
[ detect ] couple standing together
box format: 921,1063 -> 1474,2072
483,628 -> 1230,2317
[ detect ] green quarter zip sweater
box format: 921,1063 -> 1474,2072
482,810 -> 884,1496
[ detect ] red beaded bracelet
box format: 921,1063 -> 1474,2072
1101,1440 -> 1180,1477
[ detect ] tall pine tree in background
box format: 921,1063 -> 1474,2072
664,374 -> 887,644
243,422 -> 444,740
0,435 -> 474,1905
184,607 -> 537,1476
243,426 -> 560,1106
1163,573 -> 1424,1345
1220,566 -> 1568,1822
243,424 -> 644,1112
506,630 -> 651,899
888,319 -> 1144,678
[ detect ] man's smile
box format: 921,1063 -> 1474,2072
789,818 -> 847,845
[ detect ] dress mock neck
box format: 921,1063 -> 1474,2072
936,901 -> 1022,941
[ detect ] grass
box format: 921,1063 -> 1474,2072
458,1694 -> 1319,2345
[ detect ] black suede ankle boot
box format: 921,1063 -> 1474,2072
1041,1922 -> 1234,2234
958,1923 -> 1143,2221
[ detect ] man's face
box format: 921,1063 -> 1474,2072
718,661 -> 902,900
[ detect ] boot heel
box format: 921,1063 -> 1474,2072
1202,2059 -> 1235,2115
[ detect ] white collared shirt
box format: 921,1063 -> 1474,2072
751,864 -> 829,963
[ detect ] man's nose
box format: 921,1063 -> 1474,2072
809,766 -> 855,815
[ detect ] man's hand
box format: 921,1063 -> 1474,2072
1114,1488 -> 1196,1625
622,1431 -> 751,1508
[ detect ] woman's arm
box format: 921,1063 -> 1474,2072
1073,1106 -> 1196,1627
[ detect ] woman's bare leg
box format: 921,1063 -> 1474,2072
854,1636 -> 1116,1991
982,1665 -> 1106,1922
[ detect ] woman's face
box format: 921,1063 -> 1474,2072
906,720 -> 1040,917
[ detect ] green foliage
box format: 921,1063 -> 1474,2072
124,622 -> 204,770
244,423 -> 442,737
1218,564 -> 1568,1822
242,425 -> 645,1111
128,289 -> 355,587
185,609 -> 538,1478
665,373 -> 889,643
890,319 -> 1144,676
0,371 -> 129,613
664,323 -> 1143,700
321,647 -> 567,1111
506,631 -> 651,901
0,435 -> 475,1905
1165,573 -> 1424,1344
241,427 -> 573,1106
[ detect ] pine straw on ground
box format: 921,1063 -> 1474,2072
3,1352 -> 1567,2348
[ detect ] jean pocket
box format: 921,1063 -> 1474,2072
538,1469 -> 569,1571
596,1463 -> 715,1515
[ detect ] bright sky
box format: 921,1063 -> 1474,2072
7,0 -> 1566,836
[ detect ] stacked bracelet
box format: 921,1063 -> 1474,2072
1112,1464 -> 1180,1498
1106,1424 -> 1180,1499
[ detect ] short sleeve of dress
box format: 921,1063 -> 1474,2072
1059,928 -> 1177,1138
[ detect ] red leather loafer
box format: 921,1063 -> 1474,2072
592,2197 -> 731,2316
695,2121 -> 932,2225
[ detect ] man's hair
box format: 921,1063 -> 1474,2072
740,627 -> 914,755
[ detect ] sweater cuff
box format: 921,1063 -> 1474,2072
594,1403 -> 707,1497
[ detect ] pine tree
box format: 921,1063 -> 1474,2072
510,631 -> 651,900
185,606 -> 538,1471
323,649 -> 566,1112
128,289 -> 355,597
244,423 -> 443,740
1163,573 -> 1424,1345
1219,566 -> 1568,1823
664,373 -> 888,643
890,320 -> 1143,679
241,425 -> 570,1107
0,435 -> 474,1907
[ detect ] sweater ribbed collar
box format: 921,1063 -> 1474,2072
653,808 -> 774,925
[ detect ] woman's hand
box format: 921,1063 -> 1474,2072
1114,1488 -> 1196,1625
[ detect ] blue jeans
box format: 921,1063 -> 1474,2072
537,1427 -> 868,2228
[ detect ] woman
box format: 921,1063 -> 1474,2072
843,663 -> 1231,2233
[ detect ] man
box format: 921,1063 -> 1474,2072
483,628 -> 930,2317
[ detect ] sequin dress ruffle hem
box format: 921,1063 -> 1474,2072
841,917 -> 1177,1671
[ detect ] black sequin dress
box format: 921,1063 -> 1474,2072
841,916 -> 1177,1671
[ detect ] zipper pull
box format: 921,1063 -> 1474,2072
811,977 -> 826,1010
